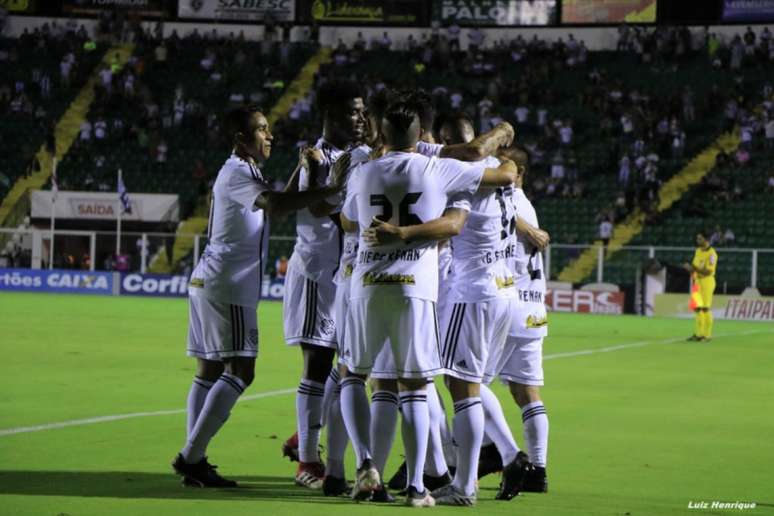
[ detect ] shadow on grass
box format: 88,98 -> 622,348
0,470 -> 354,503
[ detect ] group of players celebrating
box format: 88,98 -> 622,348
172,80 -> 552,508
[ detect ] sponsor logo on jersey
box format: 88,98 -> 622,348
518,289 -> 544,303
496,276 -> 515,289
362,272 -> 416,285
343,264 -> 353,278
189,278 -> 205,288
526,314 -> 548,328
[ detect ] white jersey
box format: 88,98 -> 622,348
337,141 -> 445,286
189,154 -> 270,307
335,144 -> 372,285
509,187 -> 548,337
447,156 -> 516,303
291,137 -> 348,282
342,151 -> 484,302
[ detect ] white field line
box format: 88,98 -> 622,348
1,329 -> 771,438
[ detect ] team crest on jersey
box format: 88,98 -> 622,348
249,329 -> 259,345
526,314 -> 548,328
363,272 -> 415,285
319,316 -> 335,336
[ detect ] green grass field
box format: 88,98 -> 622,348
0,292 -> 772,516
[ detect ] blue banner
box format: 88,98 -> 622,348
120,273 -> 286,300
120,273 -> 189,297
0,268 -> 113,295
723,0 -> 774,21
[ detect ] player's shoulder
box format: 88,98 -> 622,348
416,140 -> 443,157
350,144 -> 372,165
220,154 -> 262,185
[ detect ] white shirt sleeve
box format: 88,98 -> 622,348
341,166 -> 361,222
446,191 -> 473,212
433,158 -> 484,197
416,140 -> 444,157
229,165 -> 269,211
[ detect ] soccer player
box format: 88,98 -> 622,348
281,80 -> 365,489
172,105 -> 350,487
338,100 -> 519,507
684,231 -> 718,342
370,114 -> 549,505
494,145 -> 551,494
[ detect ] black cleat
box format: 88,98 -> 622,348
495,451 -> 530,501
522,465 -> 548,493
477,443 -> 503,479
405,485 -> 435,507
686,335 -> 700,342
387,460 -> 407,491
423,471 -> 452,491
322,475 -> 349,496
370,483 -> 396,503
172,454 -> 237,488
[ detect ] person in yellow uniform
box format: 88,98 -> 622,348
683,231 -> 718,341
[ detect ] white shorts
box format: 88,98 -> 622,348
343,295 -> 442,379
494,336 -> 544,386
283,265 -> 337,348
440,298 -> 513,383
187,294 -> 258,360
334,278 -> 350,359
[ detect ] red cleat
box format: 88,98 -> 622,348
282,431 -> 299,462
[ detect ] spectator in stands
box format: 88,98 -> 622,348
765,115 -> 774,149
767,175 -> 774,194
710,225 -> 724,247
599,216 -> 613,247
275,256 -> 288,279
724,227 -> 736,246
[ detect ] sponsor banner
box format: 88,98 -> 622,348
120,273 -> 286,300
62,0 -> 166,17
561,0 -> 656,24
545,289 -> 625,314
0,0 -> 36,13
655,293 -> 774,321
434,0 -> 557,26
178,0 -> 295,21
298,0 -> 428,25
0,268 -> 113,295
30,191 -> 179,222
723,0 -> 774,21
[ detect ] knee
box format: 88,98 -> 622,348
224,358 -> 255,387
398,378 -> 428,392
302,345 -> 335,381
509,382 -> 541,407
373,378 -> 398,393
196,359 -> 224,382
447,376 -> 478,401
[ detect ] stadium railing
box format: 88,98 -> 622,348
1,228 -> 772,293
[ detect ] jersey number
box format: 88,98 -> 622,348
496,188 -> 516,240
370,193 -> 423,226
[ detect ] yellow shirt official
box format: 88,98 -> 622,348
692,247 -> 718,308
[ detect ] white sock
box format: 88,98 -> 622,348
399,389 -> 430,493
321,368 -> 340,427
340,377 -> 371,466
181,373 -> 245,463
186,377 -> 213,439
370,390 -> 399,475
451,397 -> 484,497
521,401 -> 549,467
425,381 -> 450,476
325,381 -> 349,478
480,384 -> 519,465
296,378 -> 325,463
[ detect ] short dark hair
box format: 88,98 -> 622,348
383,100 -> 420,134
399,89 -> 434,131
223,104 -> 262,145
317,79 -> 363,115
433,111 -> 474,137
367,87 -> 397,121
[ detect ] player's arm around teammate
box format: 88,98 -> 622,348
173,106 -> 348,488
